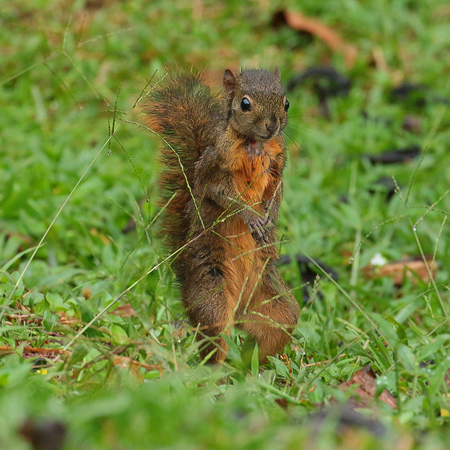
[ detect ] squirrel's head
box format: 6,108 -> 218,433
223,68 -> 289,141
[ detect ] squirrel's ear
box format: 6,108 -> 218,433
223,69 -> 237,102
274,66 -> 281,82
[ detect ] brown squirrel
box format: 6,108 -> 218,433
144,67 -> 300,364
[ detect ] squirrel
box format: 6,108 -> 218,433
144,67 -> 300,364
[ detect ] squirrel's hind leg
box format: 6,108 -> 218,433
236,265 -> 300,364
182,265 -> 235,364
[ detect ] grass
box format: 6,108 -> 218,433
1,0 -> 450,448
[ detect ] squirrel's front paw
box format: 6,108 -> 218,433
244,216 -> 271,246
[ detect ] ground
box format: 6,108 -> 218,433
1,0 -> 450,448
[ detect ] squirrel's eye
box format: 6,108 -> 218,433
240,97 -> 251,112
284,99 -> 290,112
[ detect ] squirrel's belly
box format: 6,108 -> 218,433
216,216 -> 263,302
219,216 -> 255,253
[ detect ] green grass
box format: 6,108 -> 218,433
1,0 -> 450,448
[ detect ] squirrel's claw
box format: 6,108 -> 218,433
262,216 -> 274,229
246,217 -> 272,246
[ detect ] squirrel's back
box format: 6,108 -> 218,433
143,72 -> 219,271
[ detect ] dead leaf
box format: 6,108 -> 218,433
6,312 -> 79,327
58,312 -> 80,325
339,365 -> 397,409
6,314 -> 38,325
113,355 -> 163,377
303,354 -> 346,367
363,256 -> 437,286
275,398 -> 289,410
272,10 -> 357,68
0,345 -> 69,356
109,303 -> 137,317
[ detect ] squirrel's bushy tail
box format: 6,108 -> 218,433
144,72 -> 218,270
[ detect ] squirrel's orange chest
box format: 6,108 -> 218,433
230,139 -> 282,202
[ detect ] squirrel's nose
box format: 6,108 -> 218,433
265,122 -> 278,133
